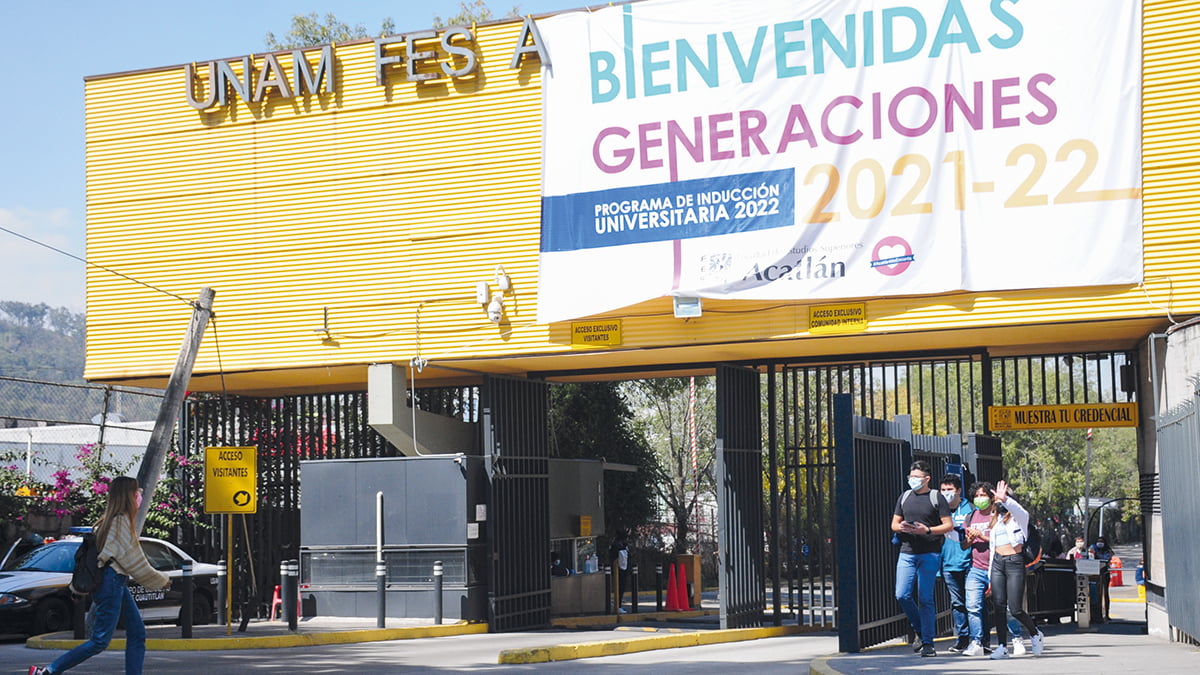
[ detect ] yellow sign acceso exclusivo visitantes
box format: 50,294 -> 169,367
204,446 -> 258,514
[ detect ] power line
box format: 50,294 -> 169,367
0,224 -> 195,308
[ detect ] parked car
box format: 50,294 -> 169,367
0,532 -> 218,636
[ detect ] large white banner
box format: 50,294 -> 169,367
536,0 -> 1142,323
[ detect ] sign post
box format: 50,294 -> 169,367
204,446 -> 258,635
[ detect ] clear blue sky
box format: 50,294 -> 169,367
0,0 -> 584,312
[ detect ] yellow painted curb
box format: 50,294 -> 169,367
498,624 -> 819,664
26,621 -> 487,651
809,653 -> 844,675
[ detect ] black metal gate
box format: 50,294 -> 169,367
778,354 -> 985,631
482,375 -> 551,632
715,364 -> 766,629
181,392 -> 394,618
833,394 -> 910,652
776,350 -> 1136,636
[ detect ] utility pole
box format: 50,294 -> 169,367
136,287 -> 216,532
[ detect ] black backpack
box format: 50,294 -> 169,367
1021,522 -> 1043,568
69,533 -> 108,595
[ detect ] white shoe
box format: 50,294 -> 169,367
1031,631 -> 1044,655
963,641 -> 983,656
990,644 -> 1009,659
1011,639 -> 1026,656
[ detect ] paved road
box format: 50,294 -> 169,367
2,542 -> 1189,673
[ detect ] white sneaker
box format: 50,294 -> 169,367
1011,639 -> 1026,656
963,641 -> 983,656
989,644 -> 1009,659
1031,631 -> 1044,655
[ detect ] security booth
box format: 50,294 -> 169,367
298,454 -> 611,621
547,458 -> 609,616
299,456 -> 490,621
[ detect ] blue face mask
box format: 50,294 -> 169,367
907,476 -> 925,491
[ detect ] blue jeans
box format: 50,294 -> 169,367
943,567 -> 969,643
50,566 -> 146,675
965,566 -> 989,643
895,551 -> 940,645
967,565 -> 1026,646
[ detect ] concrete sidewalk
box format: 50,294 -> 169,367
811,579 -> 1200,675
26,616 -> 487,651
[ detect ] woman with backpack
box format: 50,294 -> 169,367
29,476 -> 170,675
979,479 -> 1045,659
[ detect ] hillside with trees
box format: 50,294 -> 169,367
0,301 -> 85,382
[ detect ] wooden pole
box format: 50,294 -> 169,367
135,287 -> 215,532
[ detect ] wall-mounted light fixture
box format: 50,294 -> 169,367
673,296 -> 702,318
495,265 -> 511,293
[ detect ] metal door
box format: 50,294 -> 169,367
716,364 -> 766,629
482,375 -> 551,632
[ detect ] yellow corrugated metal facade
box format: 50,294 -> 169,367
84,5 -> 1198,392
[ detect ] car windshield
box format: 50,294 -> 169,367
13,541 -> 78,573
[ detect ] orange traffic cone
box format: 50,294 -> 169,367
665,564 -> 680,611
675,563 -> 690,610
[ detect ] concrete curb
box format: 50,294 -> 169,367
26,621 -> 487,651
499,624 -> 820,664
808,652 -> 845,675
550,609 -> 717,628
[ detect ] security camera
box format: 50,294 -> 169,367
486,294 -> 504,323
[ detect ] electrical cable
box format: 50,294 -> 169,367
210,316 -> 231,421
0,224 -> 195,308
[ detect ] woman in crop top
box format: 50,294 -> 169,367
978,480 -> 1045,659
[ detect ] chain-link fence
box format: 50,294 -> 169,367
0,375 -> 163,485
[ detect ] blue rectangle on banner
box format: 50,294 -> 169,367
541,168 -> 795,252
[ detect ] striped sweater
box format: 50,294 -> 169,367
99,518 -> 170,590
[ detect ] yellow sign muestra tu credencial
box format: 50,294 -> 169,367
988,403 -> 1138,431
204,446 -> 258,514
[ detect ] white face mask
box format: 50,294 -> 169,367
907,476 -> 925,491
941,490 -> 957,502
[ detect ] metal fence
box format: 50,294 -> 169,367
1156,384 -> 1200,644
0,376 -> 164,486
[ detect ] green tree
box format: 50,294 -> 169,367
264,12 -> 395,50
549,382 -> 656,537
624,377 -> 717,554
0,301 -> 85,384
865,358 -> 1139,530
433,1 -> 522,28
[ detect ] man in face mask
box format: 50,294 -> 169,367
891,460 -> 953,657
938,473 -> 974,652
